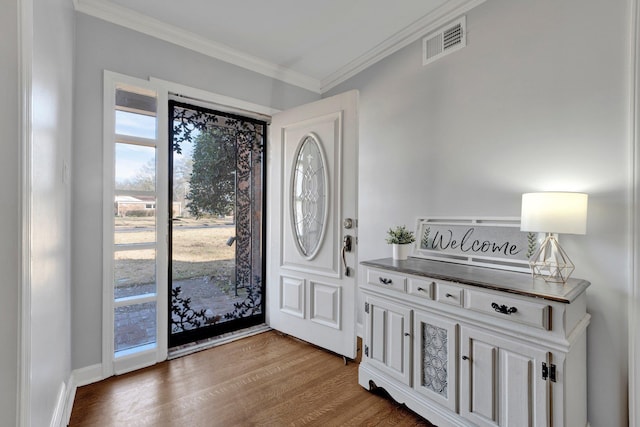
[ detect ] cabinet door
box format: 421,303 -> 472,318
460,327 -> 549,427
413,311 -> 458,412
364,295 -> 412,385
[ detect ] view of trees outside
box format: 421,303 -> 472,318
113,102 -> 264,351
170,127 -> 245,335
113,132 -> 244,325
188,127 -> 236,218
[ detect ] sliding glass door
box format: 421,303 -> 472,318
169,101 -> 266,347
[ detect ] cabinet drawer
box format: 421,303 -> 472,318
367,269 -> 406,292
465,289 -> 551,330
407,278 -> 434,299
436,283 -> 463,307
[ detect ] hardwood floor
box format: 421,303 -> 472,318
70,330 -> 435,426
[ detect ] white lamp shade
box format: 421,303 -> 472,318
520,192 -> 588,235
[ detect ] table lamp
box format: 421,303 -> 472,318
520,192 -> 588,283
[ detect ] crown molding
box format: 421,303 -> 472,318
73,0 -> 322,93
74,0 -> 486,95
320,0 -> 486,93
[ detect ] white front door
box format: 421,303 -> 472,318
266,90 -> 358,358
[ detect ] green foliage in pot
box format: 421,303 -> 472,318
385,225 -> 416,245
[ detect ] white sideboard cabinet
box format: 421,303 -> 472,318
359,258 -> 590,427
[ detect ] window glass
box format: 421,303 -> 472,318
114,302 -> 157,352
115,143 -> 156,191
114,194 -> 157,245
116,89 -> 156,113
115,110 -> 156,139
114,249 -> 156,299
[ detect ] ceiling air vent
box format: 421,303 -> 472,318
423,16 -> 466,66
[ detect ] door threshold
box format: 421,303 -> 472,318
168,324 -> 271,360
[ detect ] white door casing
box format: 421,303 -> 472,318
266,90 -> 358,358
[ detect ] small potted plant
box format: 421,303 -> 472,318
386,225 -> 415,260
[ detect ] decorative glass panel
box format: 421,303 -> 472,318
292,135 -> 326,258
422,322 -> 449,397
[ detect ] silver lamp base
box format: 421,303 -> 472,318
528,234 -> 575,284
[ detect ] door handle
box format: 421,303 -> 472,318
343,235 -> 352,252
342,235 -> 352,277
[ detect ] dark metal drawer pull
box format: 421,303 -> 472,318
446,293 -> 454,298
417,287 -> 427,292
379,277 -> 393,285
491,302 -> 518,315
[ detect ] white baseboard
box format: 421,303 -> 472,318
57,364 -> 103,426
61,381 -> 75,427
50,382 -> 66,427
71,363 -> 104,388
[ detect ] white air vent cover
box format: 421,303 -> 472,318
423,16 -> 466,66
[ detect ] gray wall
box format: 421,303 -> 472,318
30,0 -> 75,425
327,0 -> 631,426
0,0 -> 21,424
72,13 -> 320,369
0,0 -> 75,425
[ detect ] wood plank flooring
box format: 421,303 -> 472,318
70,330 -> 435,426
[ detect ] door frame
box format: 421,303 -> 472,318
101,73 -> 280,377
631,0 -> 640,425
167,99 -> 268,348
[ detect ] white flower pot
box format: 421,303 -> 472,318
392,243 -> 411,260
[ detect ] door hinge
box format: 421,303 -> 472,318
364,345 -> 369,357
364,302 -> 370,314
542,362 -> 556,382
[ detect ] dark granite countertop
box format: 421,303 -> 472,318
361,257 -> 590,303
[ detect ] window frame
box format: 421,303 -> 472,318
102,71 -> 169,376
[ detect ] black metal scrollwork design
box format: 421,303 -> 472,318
170,102 -> 265,333
379,277 -> 393,285
491,302 -> 518,315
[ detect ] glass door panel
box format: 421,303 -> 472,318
113,248 -> 156,298
111,86 -> 159,360
169,101 -> 265,347
115,301 -> 157,354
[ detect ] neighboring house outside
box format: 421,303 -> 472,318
114,195 -> 182,217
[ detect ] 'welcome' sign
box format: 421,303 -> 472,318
413,218 -> 541,272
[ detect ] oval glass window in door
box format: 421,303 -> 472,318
291,134 -> 328,259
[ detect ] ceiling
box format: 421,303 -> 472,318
74,0 -> 484,93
